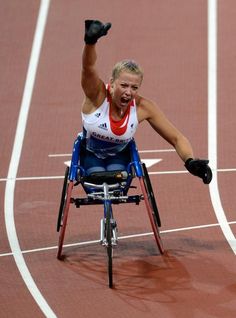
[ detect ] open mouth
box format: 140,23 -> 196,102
120,97 -> 130,106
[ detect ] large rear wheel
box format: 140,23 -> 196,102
140,163 -> 164,254
57,167 -> 69,232
142,163 -> 161,227
57,169 -> 73,260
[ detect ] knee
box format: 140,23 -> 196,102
86,166 -> 106,175
106,163 -> 126,171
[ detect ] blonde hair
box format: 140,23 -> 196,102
111,59 -> 143,81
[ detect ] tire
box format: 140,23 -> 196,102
142,163 -> 161,227
139,165 -> 164,254
105,201 -> 113,288
57,179 -> 73,260
57,167 -> 69,232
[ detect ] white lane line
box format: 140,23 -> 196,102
48,153 -> 71,157
64,158 -> 162,169
0,176 -> 64,182
48,149 -> 176,157
1,220 -> 236,257
139,149 -> 175,153
208,0 -> 236,253
4,1 -> 57,318
0,167 -> 236,182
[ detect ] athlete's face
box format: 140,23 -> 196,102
110,71 -> 142,109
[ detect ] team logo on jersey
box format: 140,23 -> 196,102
95,112 -> 101,118
98,122 -> 108,130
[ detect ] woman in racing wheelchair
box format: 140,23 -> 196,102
81,20 -> 212,183
56,21 -> 213,280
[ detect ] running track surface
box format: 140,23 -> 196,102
1,1 -> 236,317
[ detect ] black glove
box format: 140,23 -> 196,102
84,20 -> 112,44
185,158 -> 213,184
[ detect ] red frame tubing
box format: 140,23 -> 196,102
57,181 -> 74,259
139,177 -> 164,254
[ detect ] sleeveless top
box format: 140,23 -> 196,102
82,86 -> 138,159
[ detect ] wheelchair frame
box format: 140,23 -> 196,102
56,134 -> 164,288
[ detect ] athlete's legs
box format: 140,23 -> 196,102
82,150 -> 106,175
106,162 -> 127,171
105,146 -> 130,171
82,144 -> 131,174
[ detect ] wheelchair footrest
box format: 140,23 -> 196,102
72,195 -> 142,207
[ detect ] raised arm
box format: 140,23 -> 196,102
81,20 -> 111,108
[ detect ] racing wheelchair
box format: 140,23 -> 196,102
56,134 -> 164,288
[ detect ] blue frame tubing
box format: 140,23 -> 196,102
58,135 -> 164,258
71,134 -> 135,194
69,133 -> 84,182
69,134 -> 148,184
128,139 -> 143,177
69,135 -> 142,178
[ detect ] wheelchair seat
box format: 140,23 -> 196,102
80,170 -> 129,185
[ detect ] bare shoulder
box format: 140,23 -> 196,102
82,82 -> 107,114
136,95 -> 163,123
136,94 -> 184,146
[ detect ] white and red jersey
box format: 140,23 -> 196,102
82,86 -> 138,158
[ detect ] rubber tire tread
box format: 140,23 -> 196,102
57,166 -> 69,232
57,181 -> 73,260
105,201 -> 113,288
139,177 -> 164,254
142,163 -> 161,227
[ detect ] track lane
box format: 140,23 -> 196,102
2,1 -> 236,317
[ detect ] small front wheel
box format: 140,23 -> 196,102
105,201 -> 113,288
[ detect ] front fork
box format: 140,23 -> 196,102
100,214 -> 118,246
99,183 -> 118,246
100,217 -> 118,246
